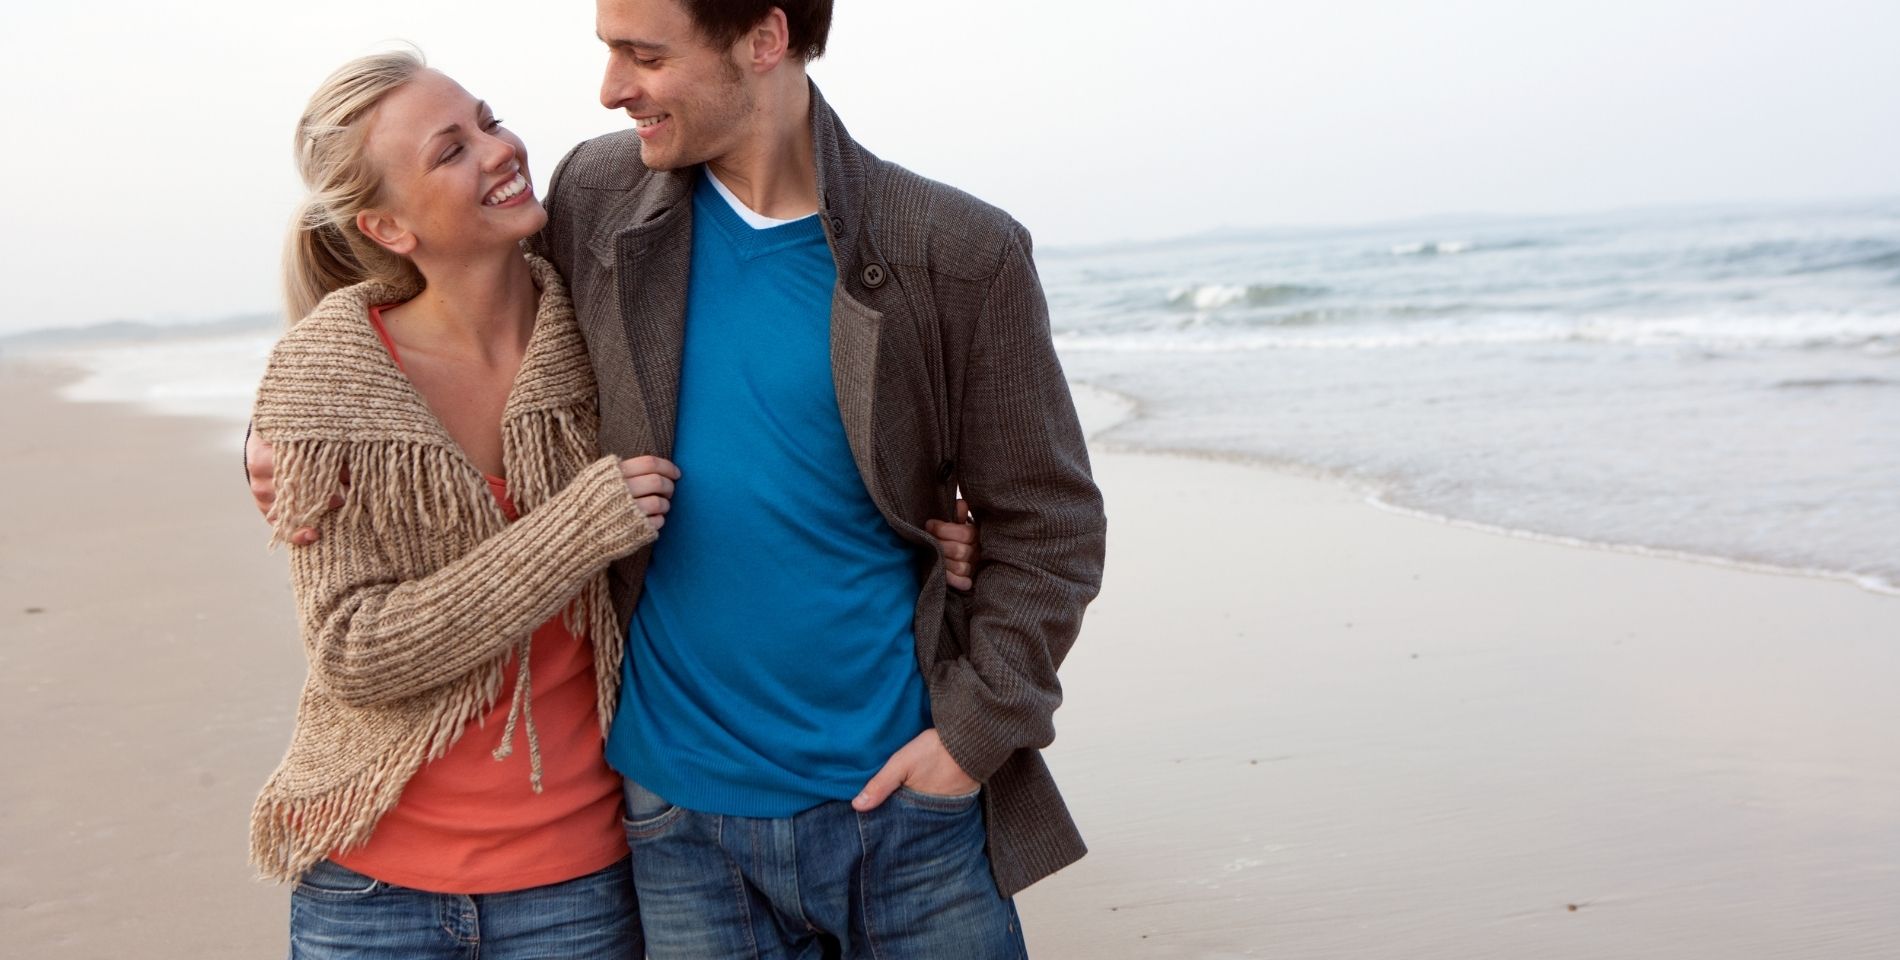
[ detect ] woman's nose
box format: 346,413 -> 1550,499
479,134 -> 518,172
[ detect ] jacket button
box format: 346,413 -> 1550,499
861,263 -> 887,289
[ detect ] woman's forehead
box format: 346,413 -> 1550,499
365,70 -> 482,160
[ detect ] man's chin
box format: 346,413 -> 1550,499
636,140 -> 689,172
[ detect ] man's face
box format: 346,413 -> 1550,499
597,0 -> 755,171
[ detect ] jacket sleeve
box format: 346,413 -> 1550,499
926,224 -> 1108,783
287,455 -> 652,707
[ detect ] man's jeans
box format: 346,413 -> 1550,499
623,778 -> 1028,959
287,857 -> 642,959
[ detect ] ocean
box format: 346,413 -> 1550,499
8,198 -> 1897,593
1047,199 -> 1900,594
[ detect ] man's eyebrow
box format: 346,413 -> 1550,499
597,32 -> 669,53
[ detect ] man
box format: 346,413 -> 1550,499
536,2 -> 1104,955
255,0 -> 1103,954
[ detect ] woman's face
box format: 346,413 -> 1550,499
356,69 -> 546,263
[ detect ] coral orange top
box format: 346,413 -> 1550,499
329,304 -> 626,893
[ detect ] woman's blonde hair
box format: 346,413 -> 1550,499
282,47 -> 428,323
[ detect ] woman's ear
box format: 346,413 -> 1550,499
356,208 -> 417,257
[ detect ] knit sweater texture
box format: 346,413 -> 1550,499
246,252 -> 654,882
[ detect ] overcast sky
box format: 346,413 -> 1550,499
2,0 -> 1896,333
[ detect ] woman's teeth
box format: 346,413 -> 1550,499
484,173 -> 529,206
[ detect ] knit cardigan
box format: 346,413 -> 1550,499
247,253 -> 654,882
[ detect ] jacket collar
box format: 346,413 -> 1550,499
585,80 -> 876,268
583,81 -> 889,476
808,81 -> 873,256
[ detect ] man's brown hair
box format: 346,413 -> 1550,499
683,0 -> 833,61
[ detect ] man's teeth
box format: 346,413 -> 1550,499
636,115 -> 665,129
484,173 -> 528,206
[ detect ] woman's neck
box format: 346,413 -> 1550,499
393,247 -> 538,367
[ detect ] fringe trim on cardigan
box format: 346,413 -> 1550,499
249,253 -> 630,880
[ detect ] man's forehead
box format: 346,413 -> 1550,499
596,0 -> 691,38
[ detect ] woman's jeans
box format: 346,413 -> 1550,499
288,856 -> 642,959
622,778 -> 1028,960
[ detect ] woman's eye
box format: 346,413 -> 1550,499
439,145 -> 461,165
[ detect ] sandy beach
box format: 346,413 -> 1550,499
2,358 -> 1896,958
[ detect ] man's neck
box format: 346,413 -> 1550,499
705,74 -> 818,221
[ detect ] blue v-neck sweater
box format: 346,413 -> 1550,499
604,173 -> 931,816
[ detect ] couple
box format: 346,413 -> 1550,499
244,1 -> 1105,957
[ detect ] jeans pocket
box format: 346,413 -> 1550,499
621,778 -> 685,841
293,860 -> 382,901
896,784 -> 983,813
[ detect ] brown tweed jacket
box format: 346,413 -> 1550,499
533,82 -> 1106,897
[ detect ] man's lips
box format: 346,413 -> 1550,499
632,113 -> 669,139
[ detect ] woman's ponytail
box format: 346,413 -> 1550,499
280,47 -> 427,324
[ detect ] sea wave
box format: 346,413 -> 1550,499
1390,240 -> 1472,257
47,333 -> 273,427
1791,248 -> 1900,275
1054,312 -> 1900,353
1685,237 -> 1900,279
1164,282 -> 1325,310
0,313 -> 278,349
1772,376 -> 1900,390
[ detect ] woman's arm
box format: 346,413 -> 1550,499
289,455 -> 658,707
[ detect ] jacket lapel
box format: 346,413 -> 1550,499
583,88 -> 885,479
827,283 -> 883,498
810,85 -> 889,508
588,168 -> 697,458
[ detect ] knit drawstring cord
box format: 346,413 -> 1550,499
491,639 -> 545,793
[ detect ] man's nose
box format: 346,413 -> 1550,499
600,59 -> 639,111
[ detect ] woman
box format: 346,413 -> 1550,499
248,50 -> 979,959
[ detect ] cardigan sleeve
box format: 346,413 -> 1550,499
287,455 -> 652,707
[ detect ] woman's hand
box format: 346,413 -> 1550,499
925,498 -> 980,591
620,456 -> 681,531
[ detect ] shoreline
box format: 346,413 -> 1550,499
6,357 -> 1899,958
23,321 -> 1895,600
1068,380 -> 1900,599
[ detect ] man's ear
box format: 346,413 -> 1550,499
744,6 -> 790,72
356,208 -> 417,257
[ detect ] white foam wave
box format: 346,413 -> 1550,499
1390,240 -> 1471,256
1163,282 -> 1321,311
1167,284 -> 1254,310
52,333 -> 273,430
1055,312 -> 1900,353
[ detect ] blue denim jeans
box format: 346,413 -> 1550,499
622,778 -> 1028,960
287,856 -> 643,959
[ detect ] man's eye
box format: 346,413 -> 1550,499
484,117 -> 504,131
